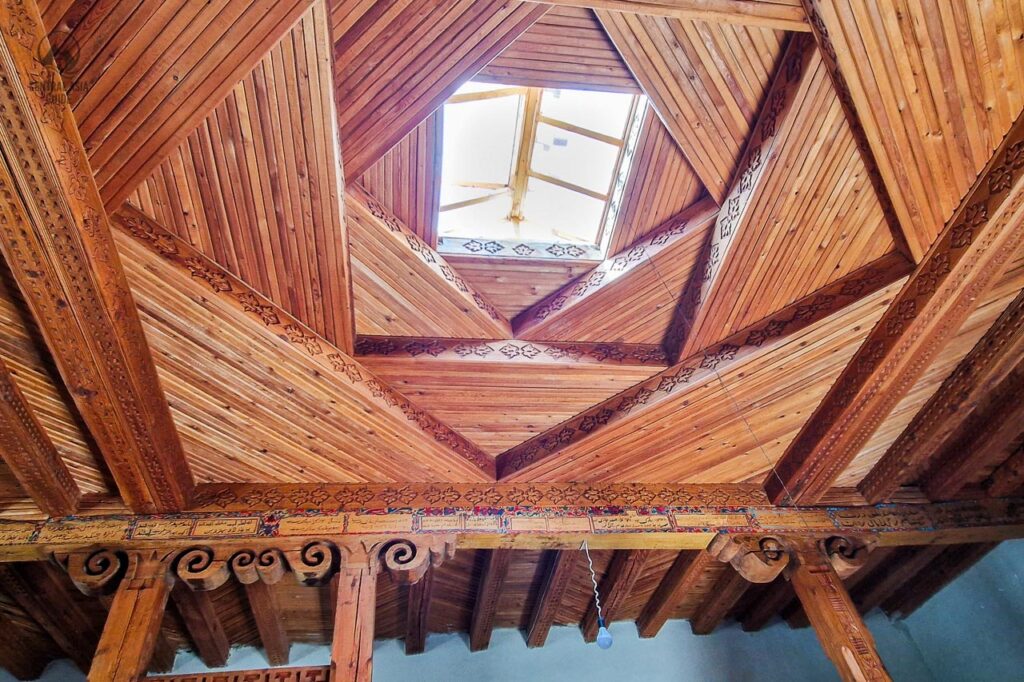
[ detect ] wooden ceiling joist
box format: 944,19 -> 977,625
598,10 -> 788,202
852,546 -> 946,616
169,583 -> 229,669
245,580 -> 290,666
405,566 -> 434,655
347,185 -> 513,340
129,2 -> 356,353
530,1 -> 810,32
881,543 -> 999,619
498,252 -> 909,480
689,566 -> 749,634
766,111 -> 1024,505
0,357 -> 79,517
333,0 -> 549,178
860,289 -> 1024,503
0,5 -> 193,513
526,550 -> 578,648
581,550 -> 650,642
470,549 -> 512,652
637,550 -> 718,637
987,444 -> 1024,499
113,205 -> 495,482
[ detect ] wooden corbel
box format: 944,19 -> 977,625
707,534 -> 789,583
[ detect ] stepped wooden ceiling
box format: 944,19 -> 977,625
1,0 -> 1024,676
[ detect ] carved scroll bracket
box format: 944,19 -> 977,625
781,535 -> 875,578
707,534 -> 789,583
56,548 -> 172,596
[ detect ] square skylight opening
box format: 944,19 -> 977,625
437,81 -> 646,260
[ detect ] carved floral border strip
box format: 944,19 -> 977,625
355,336 -> 668,366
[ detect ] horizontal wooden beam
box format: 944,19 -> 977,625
528,0 -> 810,32
767,110 -> 1024,505
356,336 -> 667,367
149,668 -> 330,681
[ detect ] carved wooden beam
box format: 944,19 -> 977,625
528,0 -> 810,31
785,539 -> 892,682
0,356 -> 79,516
767,112 -> 1024,505
405,565 -> 435,655
800,0 -> 915,262
882,543 -> 999,618
526,550 -> 577,648
498,252 -> 910,479
581,550 -> 650,642
0,563 -> 100,671
921,363 -> 1024,501
332,566 -> 376,682
987,444 -> 1024,498
470,549 -> 512,652
0,1 -> 193,513
113,204 -> 495,480
861,289 -> 1024,502
690,566 -> 750,635
169,582 -> 229,668
637,550 -> 717,637
663,33 -> 819,362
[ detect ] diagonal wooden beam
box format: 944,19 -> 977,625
529,0 -> 810,32
245,580 -> 290,666
0,356 -> 79,516
470,549 -> 512,652
0,2 -> 193,513
852,546 -> 946,616
498,252 -> 910,479
766,112 -> 1024,505
405,566 -> 435,655
881,543 -> 998,619
581,550 -> 650,642
987,444 -> 1024,499
637,550 -> 718,637
921,364 -> 1024,501
334,0 -> 548,178
170,582 -> 229,668
526,550 -> 577,648
113,203 -> 495,481
347,184 -> 512,340
860,289 -> 1024,503
689,566 -> 749,635
662,33 -> 818,363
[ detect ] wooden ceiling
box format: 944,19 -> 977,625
1,0 -> 1023,676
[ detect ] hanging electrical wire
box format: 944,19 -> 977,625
581,540 -> 613,649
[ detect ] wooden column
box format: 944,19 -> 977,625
470,549 -> 512,652
405,566 -> 434,655
89,553 -> 172,682
332,567 -> 377,682
526,550 -> 577,648
787,542 -> 891,682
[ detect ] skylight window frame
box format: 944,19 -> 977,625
436,83 -> 645,260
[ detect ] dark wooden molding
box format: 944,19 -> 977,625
498,252 -> 910,479
149,669 -> 330,681
470,549 -> 512,652
527,0 -> 810,32
0,5 -> 193,513
0,357 -> 79,516
767,111 -> 1024,505
526,550 -> 578,648
245,580 -> 290,666
690,566 -> 750,635
405,566 -> 434,655
170,582 -> 229,668
861,289 -> 1024,503
581,550 -> 650,642
637,550 -> 716,638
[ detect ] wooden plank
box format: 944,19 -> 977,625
921,363 -> 1024,501
689,565 -> 749,634
0,356 -> 79,516
170,582 -> 229,668
405,566 -> 434,655
531,0 -> 809,32
470,549 -> 512,651
637,550 -> 717,637
527,551 -> 579,647
767,111 -> 1024,505
861,289 -> 1024,502
881,543 -> 998,618
0,563 -> 99,671
332,568 -> 376,682
787,541 -> 892,682
89,553 -> 172,682
663,33 -> 820,362
0,1 -> 192,513
245,580 -> 290,666
581,550 -> 650,641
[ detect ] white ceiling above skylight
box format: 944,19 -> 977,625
437,81 -> 646,259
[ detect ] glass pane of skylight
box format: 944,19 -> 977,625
520,177 -> 605,243
540,88 -> 634,139
532,123 -> 619,195
454,81 -> 511,96
438,191 -> 514,239
439,92 -> 521,207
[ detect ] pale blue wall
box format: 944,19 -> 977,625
7,540 -> 1023,682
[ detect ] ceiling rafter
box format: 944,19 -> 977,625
0,4 -> 193,513
334,0 -> 549,178
581,550 -> 651,641
113,204 -> 496,481
497,252 -> 910,480
528,0 -> 810,32
347,185 -> 513,339
859,289 -> 1024,503
765,111 -> 1024,505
